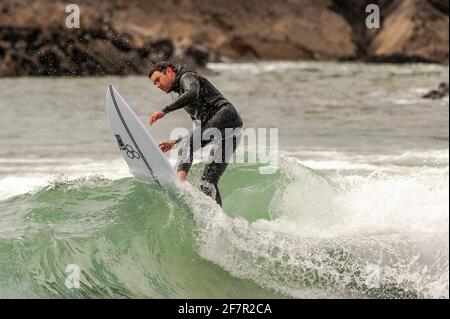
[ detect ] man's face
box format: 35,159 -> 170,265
150,67 -> 176,93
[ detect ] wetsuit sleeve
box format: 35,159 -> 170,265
163,74 -> 200,114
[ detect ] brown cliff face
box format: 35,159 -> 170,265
0,0 -> 448,76
330,0 -> 448,64
369,0 -> 449,64
0,1 -> 179,76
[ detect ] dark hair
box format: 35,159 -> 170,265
148,61 -> 176,78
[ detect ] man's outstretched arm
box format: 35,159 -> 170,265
149,74 -> 200,125
162,73 -> 200,114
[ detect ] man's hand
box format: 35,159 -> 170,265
148,110 -> 166,125
158,140 -> 175,153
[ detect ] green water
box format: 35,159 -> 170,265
0,61 -> 448,298
0,165 -> 289,298
1,161 -> 446,298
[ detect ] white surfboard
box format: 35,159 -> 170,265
106,85 -> 180,188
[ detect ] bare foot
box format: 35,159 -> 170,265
178,171 -> 187,182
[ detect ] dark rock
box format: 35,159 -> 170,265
139,38 -> 175,61
0,24 -> 181,76
37,46 -> 64,75
364,53 -> 438,64
110,31 -> 133,52
0,0 -> 448,76
224,36 -> 260,59
428,0 -> 449,14
183,44 -> 210,67
422,82 -> 449,100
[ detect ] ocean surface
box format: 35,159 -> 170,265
0,61 -> 448,298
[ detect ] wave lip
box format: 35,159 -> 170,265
190,158 -> 449,298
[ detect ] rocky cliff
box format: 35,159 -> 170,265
0,0 -> 448,76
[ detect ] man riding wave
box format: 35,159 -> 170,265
148,61 -> 243,206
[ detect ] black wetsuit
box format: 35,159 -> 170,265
163,68 -> 243,206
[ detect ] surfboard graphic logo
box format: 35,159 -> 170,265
115,134 -> 141,159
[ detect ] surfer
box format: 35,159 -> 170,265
148,61 -> 243,207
